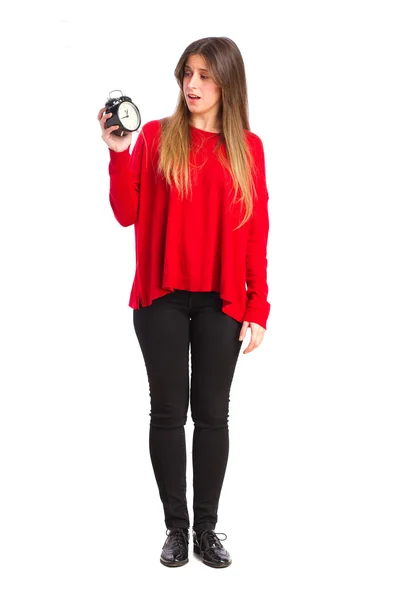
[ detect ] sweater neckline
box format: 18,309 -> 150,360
189,124 -> 220,136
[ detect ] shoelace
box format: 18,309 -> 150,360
165,528 -> 189,551
197,530 -> 227,549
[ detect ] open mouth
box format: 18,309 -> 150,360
188,94 -> 200,100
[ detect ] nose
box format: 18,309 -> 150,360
187,72 -> 201,91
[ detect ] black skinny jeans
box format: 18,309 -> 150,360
133,289 -> 243,532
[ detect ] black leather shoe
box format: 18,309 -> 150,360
193,529 -> 232,568
160,528 -> 189,567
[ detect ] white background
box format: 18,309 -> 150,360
1,1 -> 399,598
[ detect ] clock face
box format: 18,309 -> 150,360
117,101 -> 140,131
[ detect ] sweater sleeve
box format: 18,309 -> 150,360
108,129 -> 145,227
243,136 -> 271,329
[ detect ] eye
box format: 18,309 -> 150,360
184,71 -> 209,79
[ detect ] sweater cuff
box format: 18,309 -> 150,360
108,146 -> 130,160
242,305 -> 269,330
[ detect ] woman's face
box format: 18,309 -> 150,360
183,54 -> 221,121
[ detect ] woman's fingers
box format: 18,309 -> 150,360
97,106 -> 107,122
97,106 -> 132,151
98,108 -> 119,138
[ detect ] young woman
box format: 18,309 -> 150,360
97,36 -> 270,568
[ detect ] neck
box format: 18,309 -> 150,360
189,117 -> 221,134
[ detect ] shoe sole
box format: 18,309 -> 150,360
193,545 -> 232,568
160,557 -> 189,567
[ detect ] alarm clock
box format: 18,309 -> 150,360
104,89 -> 141,136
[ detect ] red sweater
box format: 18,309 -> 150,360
108,120 -> 270,329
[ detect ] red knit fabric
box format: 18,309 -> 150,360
108,120 -> 270,329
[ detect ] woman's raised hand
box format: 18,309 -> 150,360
97,106 -> 133,153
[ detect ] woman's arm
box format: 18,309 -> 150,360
243,135 -> 270,329
108,129 -> 145,227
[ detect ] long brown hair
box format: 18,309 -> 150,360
157,36 -> 259,230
